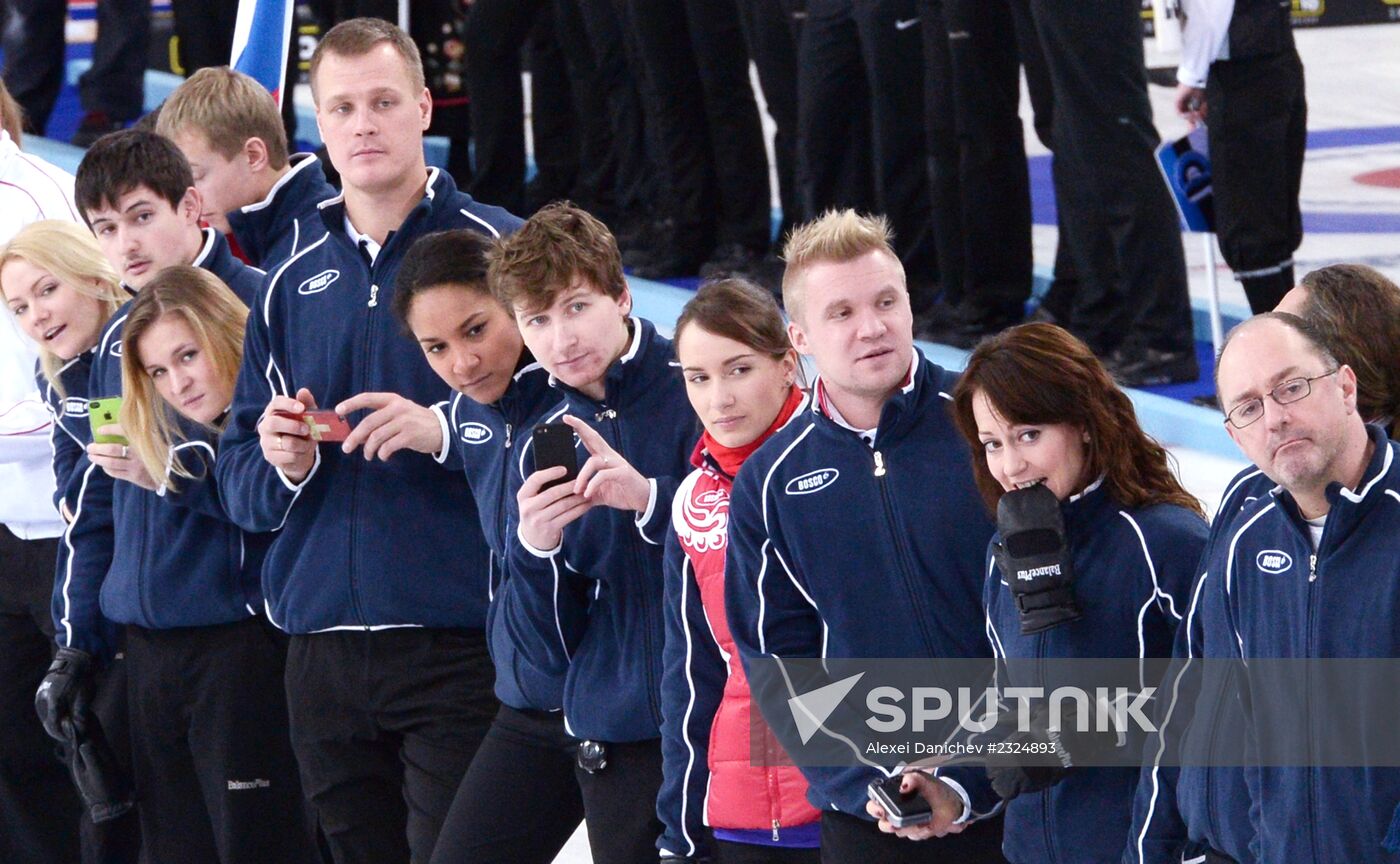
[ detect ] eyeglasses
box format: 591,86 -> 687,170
1224,370 -> 1338,429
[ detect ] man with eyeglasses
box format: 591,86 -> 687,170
1203,311 -> 1400,862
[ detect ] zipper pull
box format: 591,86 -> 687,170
368,284 -> 380,307
504,423 -> 512,448
1309,554 -> 1317,582
873,451 -> 886,477
772,819 -> 780,842
595,408 -> 617,422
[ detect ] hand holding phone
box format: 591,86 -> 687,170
868,775 -> 933,830
88,398 -> 127,445
531,422 -> 579,490
276,409 -> 352,444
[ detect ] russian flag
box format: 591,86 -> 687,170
230,0 -> 295,108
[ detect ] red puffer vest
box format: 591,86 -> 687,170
671,387 -> 820,834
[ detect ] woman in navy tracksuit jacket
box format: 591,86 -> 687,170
100,267 -> 314,862
383,228 -> 588,864
1124,468 -> 1265,864
940,323 -> 1207,864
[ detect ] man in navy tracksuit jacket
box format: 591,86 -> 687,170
1212,312 -> 1400,863
724,210 -> 1002,862
505,316 -> 697,863
218,20 -> 526,861
216,167 -> 520,860
225,153 -> 336,270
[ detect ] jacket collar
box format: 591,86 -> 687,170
693,387 -> 809,478
809,348 -> 933,446
315,166 -> 453,242
551,317 -> 670,412
494,350 -> 557,426
1059,474 -> 1112,534
1272,424 -> 1395,547
227,154 -> 328,258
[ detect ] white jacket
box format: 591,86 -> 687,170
0,129 -> 80,539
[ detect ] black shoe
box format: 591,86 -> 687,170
629,246 -> 707,280
919,300 -> 1025,349
698,243 -> 766,280
71,112 -> 126,148
1104,346 -> 1200,388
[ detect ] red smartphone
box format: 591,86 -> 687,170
275,409 -> 352,443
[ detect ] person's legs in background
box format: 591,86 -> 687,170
1,0 -> 66,135
74,0 -> 151,146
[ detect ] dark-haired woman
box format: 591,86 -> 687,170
873,322 -> 1207,863
657,277 -> 822,863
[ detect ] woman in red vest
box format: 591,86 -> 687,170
656,278 -> 821,862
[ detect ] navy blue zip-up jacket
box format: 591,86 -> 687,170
226,153 -> 336,270
943,480 -> 1204,864
724,351 -> 996,818
506,318 -> 697,741
101,418 -> 264,629
1222,426 -> 1400,863
431,358 -> 568,710
52,229 -> 262,655
1125,467 -> 1267,864
216,168 -> 522,634
38,349 -> 95,513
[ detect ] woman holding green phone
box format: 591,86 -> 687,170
98,266 -> 316,863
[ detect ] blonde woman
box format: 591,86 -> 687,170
99,266 -> 316,862
1,220 -> 126,515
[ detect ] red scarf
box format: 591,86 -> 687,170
701,386 -> 805,478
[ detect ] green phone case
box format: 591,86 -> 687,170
88,397 -> 128,445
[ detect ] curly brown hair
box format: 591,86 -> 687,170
951,322 -> 1203,517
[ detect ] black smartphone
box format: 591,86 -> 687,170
532,422 -> 579,490
868,775 -> 933,829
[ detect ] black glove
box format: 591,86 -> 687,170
985,694 -> 1133,801
35,646 -> 94,742
67,711 -> 135,824
985,702 -> 1071,800
993,483 -> 1080,635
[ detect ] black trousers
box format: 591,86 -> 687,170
0,0 -> 148,132
717,838 -> 822,863
126,618 -> 316,863
574,0 -> 656,223
429,705 -> 584,864
1207,46 -> 1307,314
920,0 -> 1032,309
737,0 -> 802,244
286,627 -> 498,864
1023,0 -> 1193,354
576,737 -> 667,864
682,0 -> 774,252
462,0 -> 548,215
797,0 -> 937,309
0,530 -> 80,863
549,0 -> 622,220
819,809 -> 1007,863
171,0 -> 240,75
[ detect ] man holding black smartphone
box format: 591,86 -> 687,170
214,19 -> 522,863
488,202 -> 698,864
